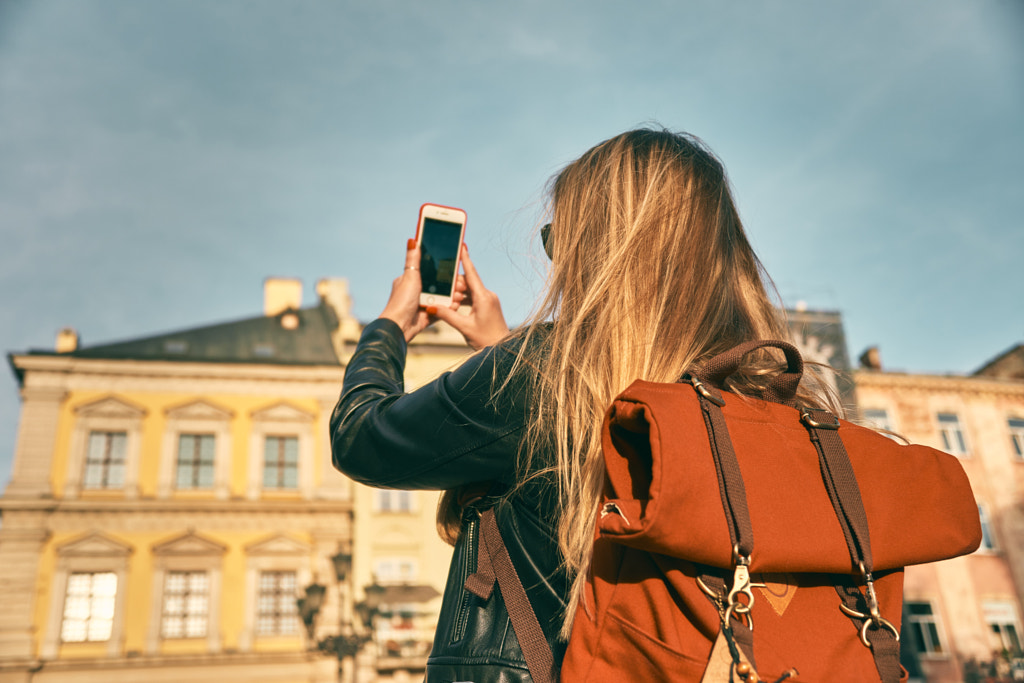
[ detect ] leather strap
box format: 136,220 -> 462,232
697,340 -> 803,406
465,508 -> 555,683
692,342 -> 901,682
805,413 -> 900,683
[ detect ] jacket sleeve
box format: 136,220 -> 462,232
330,318 -> 528,490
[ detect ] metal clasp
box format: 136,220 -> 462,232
800,409 -> 840,430
688,375 -> 726,407
724,555 -> 755,628
838,562 -> 900,647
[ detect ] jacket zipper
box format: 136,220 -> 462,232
451,513 -> 479,643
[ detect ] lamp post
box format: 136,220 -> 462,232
297,549 -> 378,683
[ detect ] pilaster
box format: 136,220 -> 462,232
4,387 -> 67,499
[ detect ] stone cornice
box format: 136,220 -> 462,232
853,370 -> 1024,397
8,649 -> 323,672
9,354 -> 347,384
0,497 -> 352,514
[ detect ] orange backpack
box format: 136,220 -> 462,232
466,341 -> 981,683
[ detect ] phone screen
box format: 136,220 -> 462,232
420,217 -> 463,297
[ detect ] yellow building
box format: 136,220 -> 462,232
0,279 -> 469,683
855,344 -> 1024,682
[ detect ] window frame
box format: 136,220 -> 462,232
905,600 -> 947,657
375,489 -> 415,514
977,503 -> 998,553
239,534 -> 314,651
42,533 -> 132,660
983,600 -> 1022,656
145,531 -> 226,654
1008,417 -> 1024,461
160,570 -> 211,639
262,435 -> 300,490
247,403 -> 315,499
936,412 -> 969,457
82,431 -> 127,490
159,400 -> 233,499
254,570 -> 301,637
59,571 -> 119,644
65,397 -> 145,499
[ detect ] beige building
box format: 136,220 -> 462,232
0,279 -> 469,683
855,344 -> 1024,682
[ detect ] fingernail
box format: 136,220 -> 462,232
426,306 -> 438,315
407,238 -> 417,250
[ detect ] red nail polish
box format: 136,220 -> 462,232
407,238 -> 417,250
426,306 -> 438,315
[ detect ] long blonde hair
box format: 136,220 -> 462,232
441,128 -> 838,638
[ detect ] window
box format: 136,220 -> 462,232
906,601 -> 944,655
862,408 -> 893,432
376,489 -> 413,513
176,434 -> 216,489
256,571 -> 299,636
263,436 -> 299,489
160,571 -> 209,639
937,413 -> 968,456
83,431 -> 127,489
60,572 -> 117,642
374,558 -> 418,584
1009,418 -> 1024,460
978,504 -> 997,552
146,531 -> 225,654
983,601 -> 1022,655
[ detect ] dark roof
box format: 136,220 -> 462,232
972,343 -> 1024,380
25,301 -> 342,367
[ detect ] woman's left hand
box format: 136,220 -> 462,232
379,239 -> 435,343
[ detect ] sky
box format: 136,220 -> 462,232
1,0 -> 1022,488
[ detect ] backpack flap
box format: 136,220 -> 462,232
597,380 -> 981,574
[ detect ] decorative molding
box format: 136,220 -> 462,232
164,399 -> 235,421
56,532 -> 134,558
854,371 -> 1024,398
250,401 -> 316,423
74,396 -> 147,419
246,533 -> 312,556
152,530 -> 227,557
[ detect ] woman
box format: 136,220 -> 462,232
330,128 -> 834,681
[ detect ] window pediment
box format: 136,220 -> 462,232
153,531 -> 227,557
165,399 -> 234,421
74,396 -> 147,419
57,532 -> 133,558
250,402 -> 315,423
245,534 -> 311,556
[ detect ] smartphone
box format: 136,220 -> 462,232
415,203 -> 467,307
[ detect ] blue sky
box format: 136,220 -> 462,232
1,0 -> 1022,487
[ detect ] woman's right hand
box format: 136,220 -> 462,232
433,245 -> 510,350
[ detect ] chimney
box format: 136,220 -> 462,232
316,278 -> 352,319
264,278 -> 302,316
859,346 -> 882,371
56,327 -> 79,353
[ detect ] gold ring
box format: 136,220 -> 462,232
405,266 -> 418,271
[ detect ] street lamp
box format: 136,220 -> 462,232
298,549 -> 378,682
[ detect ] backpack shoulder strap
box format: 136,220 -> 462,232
465,507 -> 555,683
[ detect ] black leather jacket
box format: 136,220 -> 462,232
330,319 -> 569,682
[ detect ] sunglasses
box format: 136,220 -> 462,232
541,223 -> 553,260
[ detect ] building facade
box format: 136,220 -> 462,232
0,279 -> 470,683
854,344 -> 1024,682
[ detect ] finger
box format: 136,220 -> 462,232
432,303 -> 464,327
404,238 -> 420,271
459,244 -> 487,292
